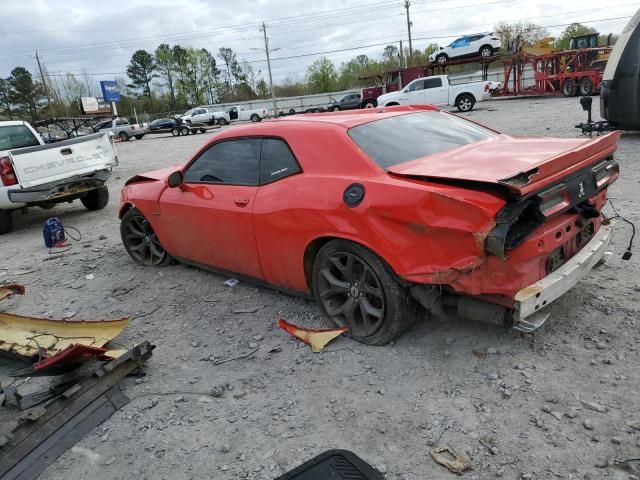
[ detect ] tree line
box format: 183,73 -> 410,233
0,22 -> 606,122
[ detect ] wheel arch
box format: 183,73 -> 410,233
455,92 -> 476,105
303,235 -> 401,291
384,102 -> 400,107
119,202 -> 134,219
479,44 -> 493,53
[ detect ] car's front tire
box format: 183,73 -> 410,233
118,131 -> 129,141
81,186 -> 109,210
120,207 -> 171,267
312,239 -> 418,345
0,209 -> 13,235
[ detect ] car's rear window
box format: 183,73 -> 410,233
348,111 -> 496,169
0,125 -> 40,150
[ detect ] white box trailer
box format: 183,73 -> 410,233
206,89 -> 360,117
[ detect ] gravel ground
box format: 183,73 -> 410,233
1,96 -> 639,479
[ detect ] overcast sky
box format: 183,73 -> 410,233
0,0 -> 636,90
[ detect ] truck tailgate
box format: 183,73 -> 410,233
8,133 -> 117,188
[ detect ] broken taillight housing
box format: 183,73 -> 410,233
593,157 -> 619,188
0,156 -> 17,186
538,184 -> 570,218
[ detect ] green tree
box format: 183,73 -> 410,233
556,23 -> 597,50
307,57 -> 338,93
172,45 -> 189,105
8,67 -> 42,121
217,47 -> 236,91
0,78 -> 13,119
256,78 -> 269,98
126,49 -> 157,107
155,44 -> 176,108
382,44 -> 399,65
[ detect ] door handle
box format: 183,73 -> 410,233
234,197 -> 250,206
60,148 -> 73,155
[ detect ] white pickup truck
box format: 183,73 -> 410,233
376,75 -> 492,112
0,120 -> 118,234
180,107 -> 216,126
211,105 -> 268,125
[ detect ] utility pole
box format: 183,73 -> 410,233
399,40 -> 404,69
404,0 -> 413,63
260,22 -> 278,117
35,51 -> 55,119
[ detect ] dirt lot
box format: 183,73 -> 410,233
1,96 -> 639,479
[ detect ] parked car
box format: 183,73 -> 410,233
429,33 -> 501,64
118,105 -> 619,345
330,93 -> 362,111
93,118 -> 147,141
0,120 -> 118,234
180,107 -> 215,126
376,75 -> 492,112
211,106 -> 268,125
148,118 -> 177,133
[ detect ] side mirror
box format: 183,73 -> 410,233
167,170 -> 183,188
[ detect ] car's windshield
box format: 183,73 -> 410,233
348,111 -> 496,169
0,125 -> 41,150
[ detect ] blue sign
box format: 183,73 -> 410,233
100,80 -> 121,102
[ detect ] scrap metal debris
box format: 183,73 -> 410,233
430,445 -> 473,475
0,342 -> 154,480
278,319 -> 347,353
0,284 -> 129,361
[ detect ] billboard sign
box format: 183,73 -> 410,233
80,96 -> 99,113
100,80 -> 121,102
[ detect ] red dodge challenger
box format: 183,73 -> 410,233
119,105 -> 619,345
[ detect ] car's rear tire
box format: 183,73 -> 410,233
0,209 -> 13,235
120,208 -> 171,267
134,134 -> 144,140
118,131 -> 129,141
436,53 -> 448,64
456,94 -> 475,112
312,239 -> 418,345
362,100 -> 377,108
250,113 -> 261,122
479,45 -> 493,58
81,186 -> 109,211
331,106 -> 340,112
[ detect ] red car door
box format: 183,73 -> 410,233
158,138 -> 263,279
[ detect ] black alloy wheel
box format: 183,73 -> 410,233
312,240 -> 418,345
120,208 -> 171,267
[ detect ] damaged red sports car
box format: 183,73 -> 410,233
119,105 -> 619,345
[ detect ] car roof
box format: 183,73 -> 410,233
272,105 -> 439,129
0,120 -> 29,127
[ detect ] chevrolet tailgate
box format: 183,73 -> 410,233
8,132 -> 117,189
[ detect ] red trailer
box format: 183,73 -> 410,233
496,46 -> 612,97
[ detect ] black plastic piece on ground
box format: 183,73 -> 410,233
275,449 -> 384,480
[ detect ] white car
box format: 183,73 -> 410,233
429,33 -> 501,64
0,120 -> 118,234
376,75 -> 492,112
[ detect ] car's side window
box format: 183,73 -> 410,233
260,138 -> 302,185
424,78 -> 443,89
407,80 -> 425,92
184,138 -> 261,185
